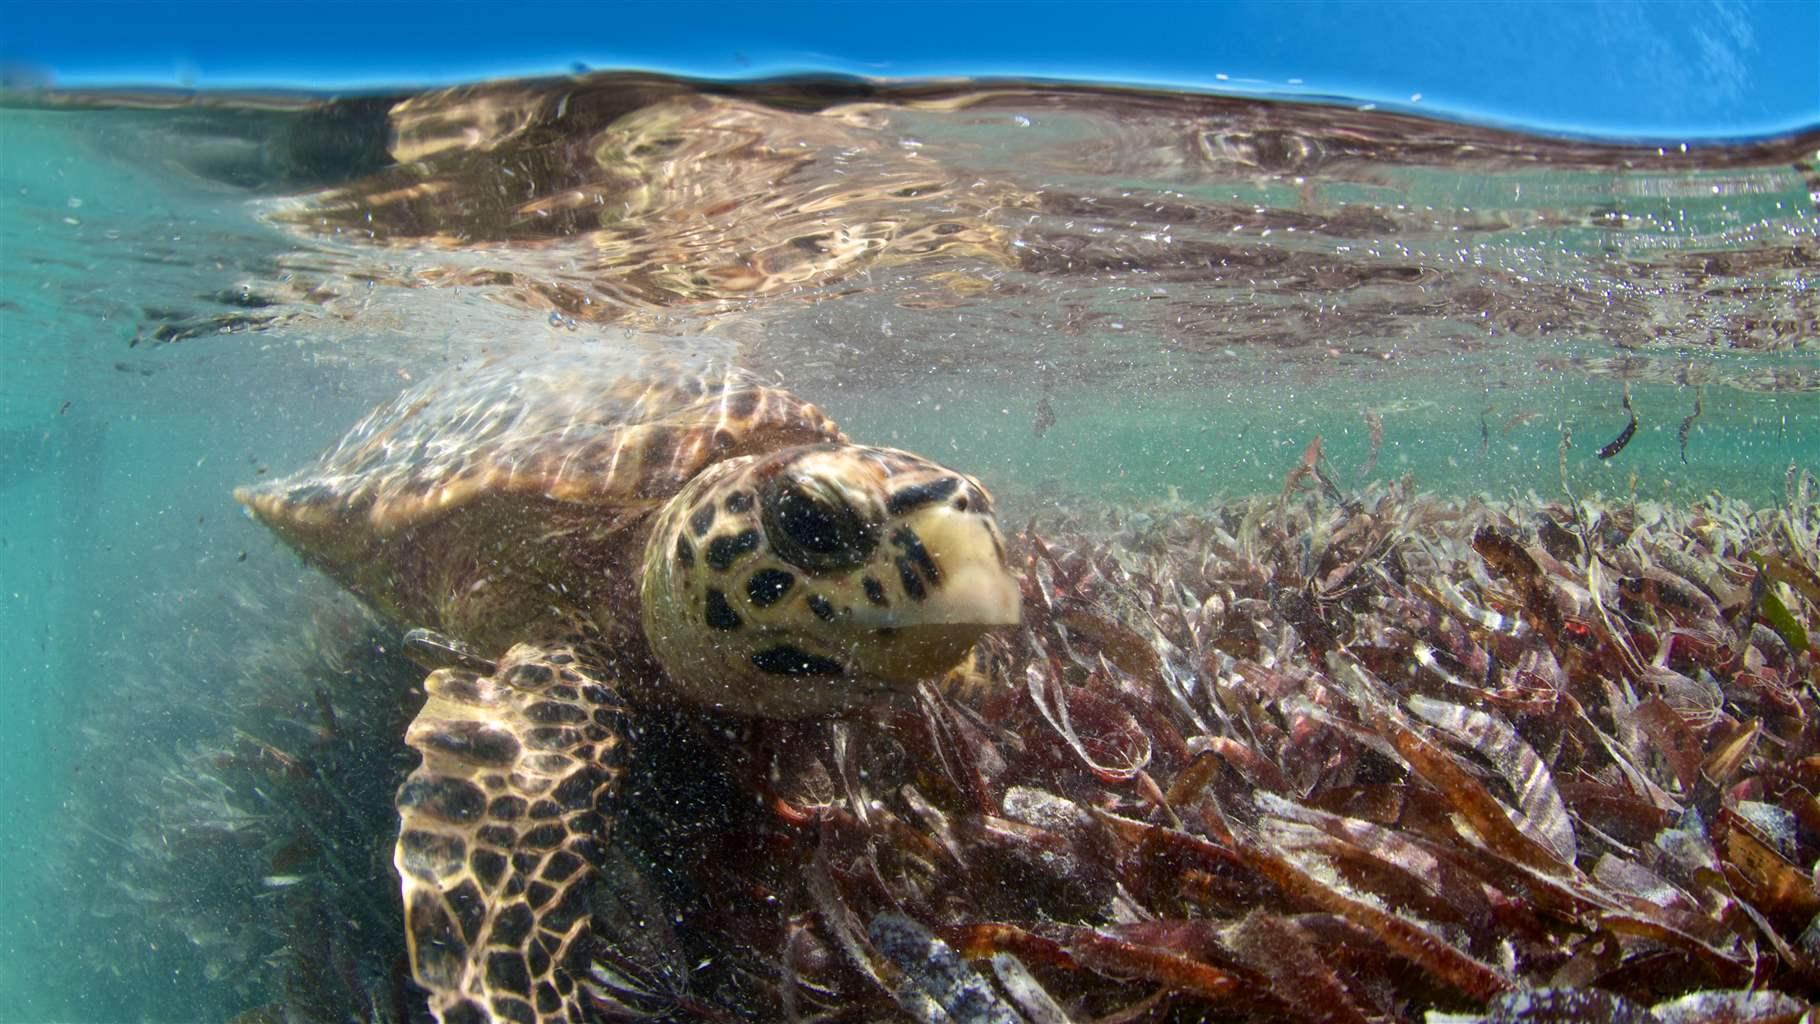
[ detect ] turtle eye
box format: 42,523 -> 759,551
762,476 -> 877,572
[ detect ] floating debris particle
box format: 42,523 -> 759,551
1500,409 -> 1540,434
1596,382 -> 1637,460
1033,394 -> 1056,438
1678,385 -> 1703,464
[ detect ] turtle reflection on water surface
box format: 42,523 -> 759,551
236,346 -> 1020,1024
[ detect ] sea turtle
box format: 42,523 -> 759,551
235,345 -> 1021,1024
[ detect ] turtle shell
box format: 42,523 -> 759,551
237,346 -> 843,652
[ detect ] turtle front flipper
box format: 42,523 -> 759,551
397,643 -> 624,1024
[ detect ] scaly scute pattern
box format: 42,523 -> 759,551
397,644 -> 625,1024
238,348 -> 842,534
233,347 -> 845,652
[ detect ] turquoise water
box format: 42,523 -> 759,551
1,77 -> 1816,1021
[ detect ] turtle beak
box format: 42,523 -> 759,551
890,503 -> 1021,628
845,500 -> 1020,683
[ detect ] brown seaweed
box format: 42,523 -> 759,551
69,453 -> 1819,1022
698,457 -> 1820,1020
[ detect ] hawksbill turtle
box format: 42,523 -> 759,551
235,345 -> 1021,1024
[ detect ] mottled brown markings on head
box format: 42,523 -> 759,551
751,644 -> 845,676
863,576 -> 888,606
689,503 -> 716,538
705,588 -> 741,630
675,535 -> 694,567
706,528 -> 760,571
896,556 -> 927,600
765,472 -> 877,572
724,490 -> 753,513
808,594 -> 836,622
891,525 -> 941,584
885,475 -> 960,516
745,567 -> 794,607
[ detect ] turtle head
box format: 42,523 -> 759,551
639,444 -> 1020,716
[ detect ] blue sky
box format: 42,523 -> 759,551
3,0 -> 1816,138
